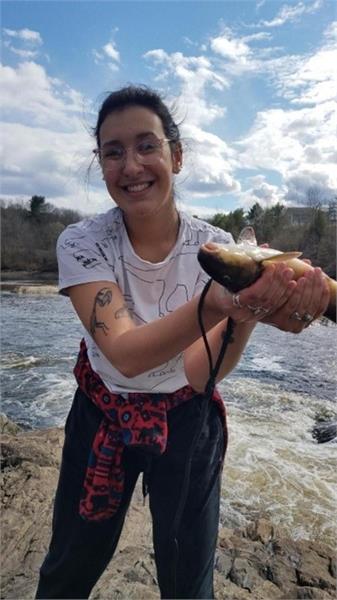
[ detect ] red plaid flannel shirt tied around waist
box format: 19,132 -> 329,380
73,338 -> 225,521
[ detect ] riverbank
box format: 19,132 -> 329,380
1,414 -> 335,599
1,271 -> 58,294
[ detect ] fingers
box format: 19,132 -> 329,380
239,263 -> 296,317
209,260 -> 329,331
221,263 -> 296,324
263,267 -> 329,333
302,268 -> 330,319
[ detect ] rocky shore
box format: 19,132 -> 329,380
1,414 -> 336,600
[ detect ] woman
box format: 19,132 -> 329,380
36,85 -> 329,599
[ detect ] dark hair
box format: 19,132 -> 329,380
94,85 -> 180,148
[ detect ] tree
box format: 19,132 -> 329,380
29,195 -> 46,220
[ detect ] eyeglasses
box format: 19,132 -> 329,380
94,135 -> 172,172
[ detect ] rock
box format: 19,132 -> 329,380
246,517 -> 274,544
0,413 -> 22,435
1,416 -> 336,599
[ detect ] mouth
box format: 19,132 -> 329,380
121,181 -> 154,194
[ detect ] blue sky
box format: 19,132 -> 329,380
1,0 -> 336,217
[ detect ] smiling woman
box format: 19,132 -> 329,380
35,84 -> 330,600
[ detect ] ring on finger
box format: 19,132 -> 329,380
290,311 -> 303,321
232,293 -> 244,309
247,304 -> 270,317
290,311 -> 314,323
302,312 -> 314,324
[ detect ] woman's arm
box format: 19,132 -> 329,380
68,280 -> 225,378
68,262 -> 297,386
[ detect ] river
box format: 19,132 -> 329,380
1,291 -> 336,547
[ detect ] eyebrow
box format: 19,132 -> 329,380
101,131 -> 157,149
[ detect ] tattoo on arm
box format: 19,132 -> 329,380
90,287 -> 112,337
114,305 -> 130,319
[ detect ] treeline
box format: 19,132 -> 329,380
208,202 -> 336,278
1,196 -> 83,272
1,197 -> 336,278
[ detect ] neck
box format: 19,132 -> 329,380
123,205 -> 180,262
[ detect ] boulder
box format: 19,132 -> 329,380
1,416 -> 336,599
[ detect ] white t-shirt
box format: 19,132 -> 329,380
57,207 -> 233,393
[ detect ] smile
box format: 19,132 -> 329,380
122,182 -> 154,193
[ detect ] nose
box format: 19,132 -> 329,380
121,148 -> 144,176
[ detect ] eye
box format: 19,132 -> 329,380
103,146 -> 124,160
137,139 -> 160,155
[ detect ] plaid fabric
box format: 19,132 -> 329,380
74,339 -> 226,521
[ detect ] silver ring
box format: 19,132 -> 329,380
302,312 -> 314,323
290,311 -> 303,321
247,304 -> 270,317
232,293 -> 244,309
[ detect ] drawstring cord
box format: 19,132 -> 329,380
171,279 -> 235,597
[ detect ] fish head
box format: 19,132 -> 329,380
198,242 -> 262,293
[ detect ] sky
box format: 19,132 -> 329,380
1,0 -> 337,217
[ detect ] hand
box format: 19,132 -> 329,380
262,267 -> 330,333
207,262 -> 297,324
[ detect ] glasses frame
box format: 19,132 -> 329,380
93,137 -> 173,171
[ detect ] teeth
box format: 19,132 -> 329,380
125,182 -> 151,193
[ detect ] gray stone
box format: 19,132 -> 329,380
1,416 -> 336,600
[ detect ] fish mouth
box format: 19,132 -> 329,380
198,243 -> 261,293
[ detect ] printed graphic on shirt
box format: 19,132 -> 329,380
58,208 -> 232,393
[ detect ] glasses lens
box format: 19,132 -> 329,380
100,137 -> 168,171
136,137 -> 165,164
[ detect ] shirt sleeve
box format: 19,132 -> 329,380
56,223 -> 117,295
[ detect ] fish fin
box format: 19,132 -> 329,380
237,226 -> 257,246
262,251 -> 302,264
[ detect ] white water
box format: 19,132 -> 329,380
1,292 -> 336,546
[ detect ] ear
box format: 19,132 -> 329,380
172,142 -> 183,174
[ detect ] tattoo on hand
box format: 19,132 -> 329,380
90,287 -> 112,337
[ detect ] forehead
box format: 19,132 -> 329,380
99,106 -> 165,145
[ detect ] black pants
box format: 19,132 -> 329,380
36,388 -> 225,599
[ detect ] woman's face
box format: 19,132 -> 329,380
98,106 -> 182,221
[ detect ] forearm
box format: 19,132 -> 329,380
105,294 -> 225,377
184,319 -> 256,392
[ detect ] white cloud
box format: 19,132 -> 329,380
143,47 -> 241,201
272,22 -> 337,105
3,28 -> 42,45
237,175 -> 285,209
4,45 -> 38,59
103,42 -> 120,63
92,31 -> 120,71
0,62 -> 87,130
208,27 -> 278,78
3,27 -> 43,60
144,49 -> 228,128
0,60 -> 101,214
284,170 -> 337,205
230,18 -> 337,208
178,124 -> 240,198
235,99 -> 337,206
259,0 -> 323,28
0,121 -> 111,214
210,35 -> 251,62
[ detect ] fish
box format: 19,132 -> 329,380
197,227 -> 336,323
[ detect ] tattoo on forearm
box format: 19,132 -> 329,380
114,305 -> 130,319
90,287 -> 112,337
